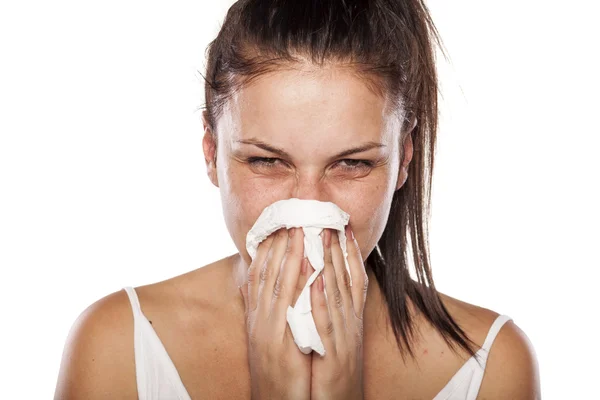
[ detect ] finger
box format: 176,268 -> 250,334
310,272 -> 335,357
293,257 -> 311,307
257,228 -> 289,317
345,223 -> 369,318
270,227 -> 305,335
246,233 -> 276,314
322,229 -> 347,347
298,258 -> 316,306
329,227 -> 354,326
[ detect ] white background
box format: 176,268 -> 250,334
1,1 -> 598,398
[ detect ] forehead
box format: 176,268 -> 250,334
218,66 -> 399,144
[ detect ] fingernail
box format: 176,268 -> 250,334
319,274 -> 325,291
324,229 -> 331,248
301,258 -> 307,274
289,227 -> 295,238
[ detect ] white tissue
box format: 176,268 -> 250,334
246,198 -> 351,356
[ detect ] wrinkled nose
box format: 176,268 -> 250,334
292,172 -> 327,202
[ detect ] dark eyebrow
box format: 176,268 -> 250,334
236,138 -> 386,159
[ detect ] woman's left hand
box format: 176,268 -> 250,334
310,224 -> 368,400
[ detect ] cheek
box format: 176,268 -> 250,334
336,171 -> 397,259
220,160 -> 397,259
342,186 -> 394,256
226,167 -> 282,215
219,164 -> 284,248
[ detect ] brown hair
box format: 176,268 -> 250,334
200,0 -> 482,366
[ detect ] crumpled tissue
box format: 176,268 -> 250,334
246,198 -> 351,356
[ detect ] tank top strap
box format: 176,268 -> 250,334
481,314 -> 513,353
122,286 -> 144,320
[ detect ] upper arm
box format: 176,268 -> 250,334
477,320 -> 541,400
54,289 -> 138,400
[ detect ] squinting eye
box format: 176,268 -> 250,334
247,157 -> 281,168
246,157 -> 373,171
336,159 -> 373,171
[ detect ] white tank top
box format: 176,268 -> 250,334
123,286 -> 512,400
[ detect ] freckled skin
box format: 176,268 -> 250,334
202,64 -> 414,277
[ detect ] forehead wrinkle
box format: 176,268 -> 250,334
236,137 -> 386,162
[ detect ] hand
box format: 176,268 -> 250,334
240,227 -> 312,400
310,224 -> 368,400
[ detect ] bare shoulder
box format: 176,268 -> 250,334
135,254 -> 241,313
477,317 -> 541,398
437,292 -> 541,399
54,288 -> 137,399
437,291 -> 500,331
55,255 -> 242,399
129,256 -> 249,399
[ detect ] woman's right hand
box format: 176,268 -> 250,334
240,227 -> 312,400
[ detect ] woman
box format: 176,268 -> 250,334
55,0 -> 540,399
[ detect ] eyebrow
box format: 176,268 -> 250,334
236,138 -> 386,159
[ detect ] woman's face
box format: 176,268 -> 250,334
203,65 -> 413,267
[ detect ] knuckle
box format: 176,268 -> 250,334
356,324 -> 364,340
247,266 -> 259,285
285,239 -> 300,261
353,329 -> 364,350
273,277 -> 285,299
325,320 -> 335,336
333,287 -> 343,309
259,263 -> 272,283
338,271 -> 351,289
